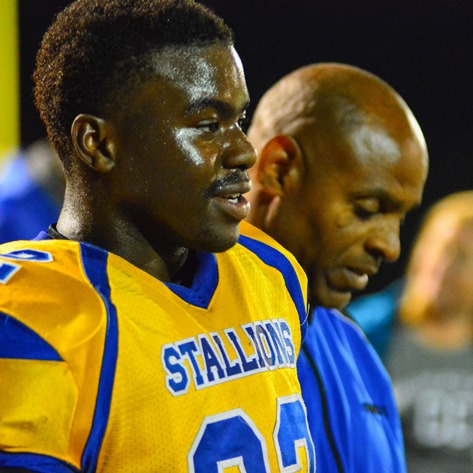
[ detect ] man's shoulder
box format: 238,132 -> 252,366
308,306 -> 380,360
0,239 -> 110,357
312,306 -> 367,339
0,239 -> 107,320
304,306 -> 393,391
239,221 -> 296,258
234,221 -> 309,334
0,239 -> 83,284
237,221 -> 307,284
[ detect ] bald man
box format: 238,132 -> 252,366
247,63 -> 429,472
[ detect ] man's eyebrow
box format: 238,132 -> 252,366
185,98 -> 250,117
357,187 -> 422,210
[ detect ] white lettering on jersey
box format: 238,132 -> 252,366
161,318 -> 296,396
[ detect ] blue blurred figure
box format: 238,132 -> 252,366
0,139 -> 64,243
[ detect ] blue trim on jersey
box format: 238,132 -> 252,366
0,312 -> 62,361
164,252 -> 218,309
79,243 -> 119,473
36,230 -> 219,309
0,451 -> 79,472
238,235 -> 308,339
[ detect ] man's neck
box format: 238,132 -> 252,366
56,195 -> 190,283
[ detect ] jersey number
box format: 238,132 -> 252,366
188,395 -> 315,472
0,249 -> 52,284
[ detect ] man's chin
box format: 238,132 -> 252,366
311,286 -> 353,310
193,225 -> 240,253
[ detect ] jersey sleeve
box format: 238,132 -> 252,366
0,312 -> 80,472
0,241 -> 110,473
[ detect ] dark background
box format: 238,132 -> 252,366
19,0 -> 473,294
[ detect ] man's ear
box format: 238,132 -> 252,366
257,135 -> 304,197
71,114 -> 116,173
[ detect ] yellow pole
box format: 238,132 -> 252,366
0,0 -> 19,159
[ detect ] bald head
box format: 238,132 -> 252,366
246,63 -> 429,309
248,63 -> 425,158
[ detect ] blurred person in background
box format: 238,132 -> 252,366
0,138 -> 64,243
386,190 -> 473,473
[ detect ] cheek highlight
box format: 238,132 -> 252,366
174,129 -> 208,167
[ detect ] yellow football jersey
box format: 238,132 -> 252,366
0,222 -> 315,472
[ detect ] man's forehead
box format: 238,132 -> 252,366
146,44 -> 246,95
117,44 -> 249,122
313,133 -> 426,211
346,124 -> 401,166
339,118 -> 427,181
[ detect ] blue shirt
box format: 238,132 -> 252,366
346,279 -> 404,359
298,306 -> 406,473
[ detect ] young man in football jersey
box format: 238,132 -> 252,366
246,63 -> 429,472
0,1 -> 315,471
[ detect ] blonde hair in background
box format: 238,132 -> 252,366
400,190 -> 473,327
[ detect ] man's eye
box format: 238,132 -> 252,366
237,114 -> 248,131
354,199 -> 380,218
198,121 -> 220,132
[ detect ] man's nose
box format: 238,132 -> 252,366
223,128 -> 257,171
365,221 -> 401,263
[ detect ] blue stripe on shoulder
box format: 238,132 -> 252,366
79,243 -> 118,473
0,451 -> 79,472
0,312 -> 62,361
238,235 -> 308,339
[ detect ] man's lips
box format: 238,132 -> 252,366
328,266 -> 378,292
342,268 -> 370,291
212,181 -> 252,221
213,180 -> 252,199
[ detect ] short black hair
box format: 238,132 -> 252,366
34,0 -> 234,167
